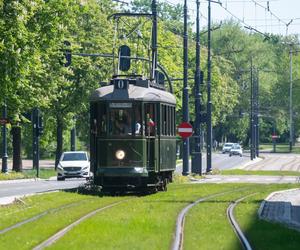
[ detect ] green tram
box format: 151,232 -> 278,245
90,77 -> 177,192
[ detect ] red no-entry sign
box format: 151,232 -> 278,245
178,122 -> 193,138
272,135 -> 279,139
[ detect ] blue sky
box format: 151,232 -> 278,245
122,0 -> 300,36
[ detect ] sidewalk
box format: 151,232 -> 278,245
259,188 -> 300,232
0,159 -> 55,170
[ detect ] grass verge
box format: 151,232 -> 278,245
219,169 -> 300,176
0,168 -> 56,180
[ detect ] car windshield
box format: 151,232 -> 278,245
224,143 -> 233,147
232,145 -> 241,149
62,153 -> 87,161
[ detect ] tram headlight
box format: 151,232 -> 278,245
115,150 -> 125,160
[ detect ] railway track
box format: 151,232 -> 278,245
227,194 -> 257,250
171,189 -> 254,250
33,199 -> 131,250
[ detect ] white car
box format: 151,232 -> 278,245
229,144 -> 243,157
222,143 -> 234,154
57,151 -> 92,181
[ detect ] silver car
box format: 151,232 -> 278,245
229,144 -> 243,157
222,143 -> 234,153
57,151 -> 92,181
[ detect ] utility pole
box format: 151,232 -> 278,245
1,101 -> 8,173
182,0 -> 190,175
32,108 -> 39,176
32,108 -> 43,177
206,0 -> 212,172
250,59 -> 255,160
289,45 -> 293,152
255,70 -> 259,157
71,117 -> 76,151
192,0 -> 202,175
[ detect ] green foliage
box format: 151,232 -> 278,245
1,1 -> 300,158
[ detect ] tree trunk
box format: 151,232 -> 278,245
55,116 -> 63,169
12,126 -> 23,172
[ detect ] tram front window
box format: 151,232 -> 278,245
109,109 -> 133,135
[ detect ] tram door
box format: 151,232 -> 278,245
144,103 -> 158,172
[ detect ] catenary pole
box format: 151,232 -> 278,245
255,70 -> 259,157
182,0 -> 190,175
206,0 -> 212,172
192,0 -> 202,175
289,45 -> 293,152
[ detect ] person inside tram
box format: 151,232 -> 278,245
135,110 -> 142,135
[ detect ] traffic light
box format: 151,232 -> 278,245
119,45 -> 131,71
36,116 -> 44,137
63,40 -> 71,67
200,70 -> 204,84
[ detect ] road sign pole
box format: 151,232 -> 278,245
182,0 -> 190,176
1,102 -> 8,173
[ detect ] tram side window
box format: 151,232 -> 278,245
134,104 -> 142,135
98,103 -> 107,135
145,103 -> 156,136
109,108 -> 133,136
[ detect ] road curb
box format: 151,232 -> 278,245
258,188 -> 300,232
0,178 -> 40,185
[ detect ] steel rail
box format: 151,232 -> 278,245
0,198 -> 94,235
227,193 -> 257,250
171,188 -> 249,250
33,199 -> 130,250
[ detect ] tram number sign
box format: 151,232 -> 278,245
114,79 -> 129,90
178,122 -> 193,138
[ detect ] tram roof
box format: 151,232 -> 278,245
90,84 -> 176,104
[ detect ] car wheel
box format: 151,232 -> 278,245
240,154 -> 242,157
229,154 -> 232,157
57,176 -> 65,181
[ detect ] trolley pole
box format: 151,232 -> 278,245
192,0 -> 202,175
182,0 -> 190,175
151,0 -> 158,80
206,0 -> 212,173
1,101 -> 8,173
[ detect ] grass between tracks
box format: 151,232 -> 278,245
0,169 -> 56,180
0,183 -> 300,250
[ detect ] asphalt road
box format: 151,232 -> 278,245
0,179 -> 85,199
176,151 -> 251,174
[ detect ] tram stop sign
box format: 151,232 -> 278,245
178,122 -> 193,138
